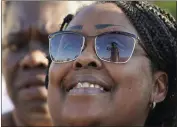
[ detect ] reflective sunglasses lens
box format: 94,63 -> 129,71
49,33 -> 83,62
96,33 -> 135,63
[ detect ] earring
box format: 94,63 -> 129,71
151,102 -> 156,109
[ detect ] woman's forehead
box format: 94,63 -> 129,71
68,3 -> 139,36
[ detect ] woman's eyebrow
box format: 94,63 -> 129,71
95,24 -> 125,29
67,25 -> 83,30
67,24 -> 127,31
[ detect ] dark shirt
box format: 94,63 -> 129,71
2,111 -> 16,127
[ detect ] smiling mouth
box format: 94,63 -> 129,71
65,82 -> 110,95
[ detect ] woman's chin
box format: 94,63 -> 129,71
53,94 -> 113,126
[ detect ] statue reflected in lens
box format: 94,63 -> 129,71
107,42 -> 119,62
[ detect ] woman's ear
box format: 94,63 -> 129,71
151,71 -> 168,103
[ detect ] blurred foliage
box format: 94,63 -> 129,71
153,1 -> 176,19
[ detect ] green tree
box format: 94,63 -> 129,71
153,1 -> 176,19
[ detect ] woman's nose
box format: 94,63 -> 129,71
72,42 -> 102,70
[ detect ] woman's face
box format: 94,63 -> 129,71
48,3 -> 155,126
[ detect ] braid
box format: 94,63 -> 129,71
97,1 -> 177,126
60,14 -> 74,31
45,14 -> 74,88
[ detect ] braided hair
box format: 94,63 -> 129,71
45,1 -> 177,126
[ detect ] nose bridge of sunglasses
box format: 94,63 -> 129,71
80,35 -> 96,52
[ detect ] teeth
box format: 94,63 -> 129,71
75,82 -> 104,90
83,82 -> 89,87
90,84 -> 94,88
95,85 -> 100,88
76,82 -> 82,88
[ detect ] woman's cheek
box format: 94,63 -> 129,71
104,56 -> 152,96
49,62 -> 73,87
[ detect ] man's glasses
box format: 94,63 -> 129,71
49,31 -> 140,63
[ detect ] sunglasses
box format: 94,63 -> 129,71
49,31 -> 141,64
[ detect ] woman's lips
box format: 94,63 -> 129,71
62,74 -> 114,95
69,88 -> 105,95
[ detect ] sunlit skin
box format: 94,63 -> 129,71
2,1 -> 72,126
48,3 -> 168,126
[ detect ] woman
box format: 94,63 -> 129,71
45,1 -> 177,126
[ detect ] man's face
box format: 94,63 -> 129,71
2,1 -> 70,126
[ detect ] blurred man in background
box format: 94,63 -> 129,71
1,1 -> 92,126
